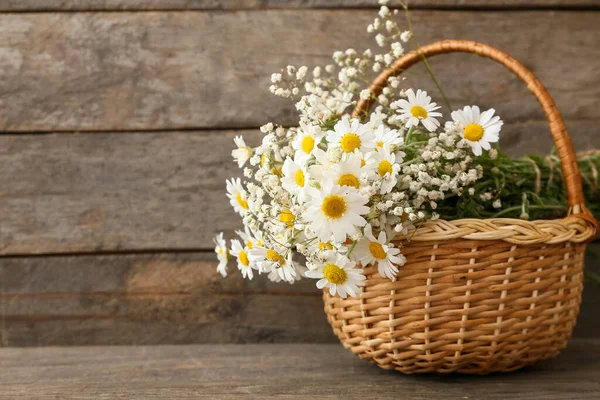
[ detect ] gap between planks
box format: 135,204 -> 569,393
0,1 -> 598,13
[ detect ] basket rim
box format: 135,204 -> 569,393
392,215 -> 596,245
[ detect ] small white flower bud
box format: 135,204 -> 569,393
400,30 -> 413,42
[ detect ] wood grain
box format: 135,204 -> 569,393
1,341 -> 599,399
0,130 -> 257,255
1,245 -> 597,346
0,128 -> 598,256
0,252 -> 330,346
0,10 -> 598,132
0,0 -> 597,11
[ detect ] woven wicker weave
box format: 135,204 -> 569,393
322,40 -> 598,374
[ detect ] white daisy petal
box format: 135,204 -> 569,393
307,252 -> 366,298
391,89 -> 442,132
452,106 -> 503,156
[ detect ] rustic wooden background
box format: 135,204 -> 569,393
0,0 -> 599,346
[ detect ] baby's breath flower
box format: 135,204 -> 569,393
312,66 -> 321,77
385,20 -> 394,32
400,30 -> 413,42
296,66 -> 308,80
260,122 -> 274,133
271,73 -> 282,83
391,42 -> 404,57
379,6 -> 390,18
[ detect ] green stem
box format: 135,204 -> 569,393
346,239 -> 358,257
401,2 -> 452,112
404,125 -> 415,142
490,204 -> 566,218
420,54 -> 452,112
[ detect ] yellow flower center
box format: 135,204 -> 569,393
279,209 -> 295,227
260,154 -> 268,168
378,160 -> 393,177
257,240 -> 263,247
410,105 -> 428,119
464,123 -> 484,141
294,169 -> 305,187
323,263 -> 347,285
246,241 -> 253,249
218,248 -> 229,258
338,173 -> 360,189
241,146 -> 252,155
340,133 -> 361,153
360,159 -> 366,167
376,141 -> 384,148
236,192 -> 249,209
321,195 -> 347,219
266,249 -> 284,264
401,212 -> 409,223
318,242 -> 333,251
239,250 -> 250,266
369,241 -> 387,259
301,136 -> 315,154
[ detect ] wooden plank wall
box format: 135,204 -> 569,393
0,1 -> 599,346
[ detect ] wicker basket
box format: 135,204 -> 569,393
322,40 -> 598,374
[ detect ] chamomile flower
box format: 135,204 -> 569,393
451,106 -> 503,156
277,209 -> 297,229
276,253 -> 299,283
226,178 -> 250,215
292,124 -> 325,165
354,224 -> 406,280
281,157 -> 310,202
326,116 -> 376,155
213,232 -> 229,277
236,226 -> 262,250
305,252 -> 366,298
266,256 -> 299,283
304,179 -> 369,242
306,238 -> 348,259
373,124 -> 403,149
368,146 -> 401,194
230,239 -> 254,279
248,243 -> 288,274
392,89 -> 442,132
364,108 -> 387,131
323,153 -> 372,190
231,136 -> 252,167
307,148 -> 334,181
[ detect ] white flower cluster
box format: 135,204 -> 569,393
214,3 -> 503,298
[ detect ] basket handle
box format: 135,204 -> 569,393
352,40 -> 595,222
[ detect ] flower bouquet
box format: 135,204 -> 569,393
214,1 -> 597,374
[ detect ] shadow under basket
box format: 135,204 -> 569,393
322,40 -> 598,374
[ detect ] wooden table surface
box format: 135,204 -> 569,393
2,341 -> 599,399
